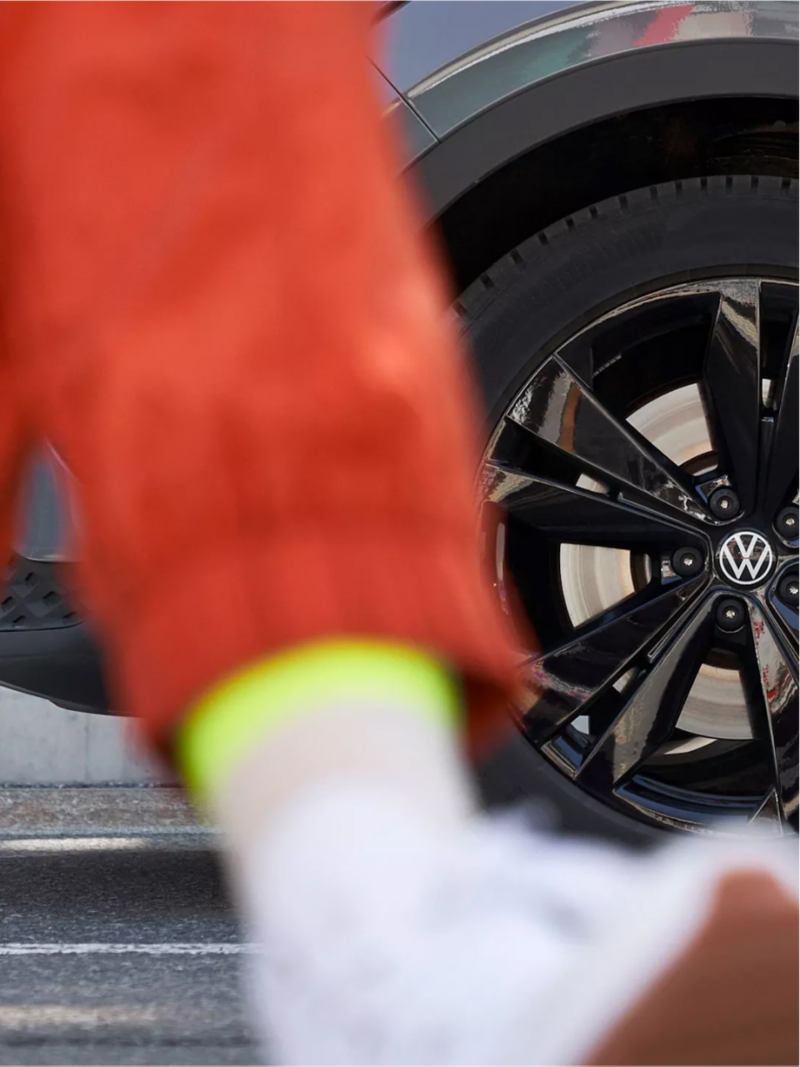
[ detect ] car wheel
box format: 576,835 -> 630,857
459,176 -> 798,841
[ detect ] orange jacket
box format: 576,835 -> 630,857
0,2 -> 517,754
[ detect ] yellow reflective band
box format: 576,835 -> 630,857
177,639 -> 461,802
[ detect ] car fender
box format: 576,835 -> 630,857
376,1 -> 797,216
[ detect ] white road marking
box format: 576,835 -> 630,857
0,942 -> 256,956
0,1005 -> 169,1027
0,836 -> 155,852
0,832 -> 217,853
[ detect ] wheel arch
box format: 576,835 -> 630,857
409,39 -> 798,292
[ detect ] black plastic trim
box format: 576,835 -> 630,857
0,622 -> 110,715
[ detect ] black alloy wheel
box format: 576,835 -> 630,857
459,177 -> 798,839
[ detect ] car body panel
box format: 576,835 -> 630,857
376,1 -> 580,95
376,0 -> 797,178
394,1 -> 797,137
382,90 -> 438,161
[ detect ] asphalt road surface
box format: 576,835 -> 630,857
0,789 -> 262,1066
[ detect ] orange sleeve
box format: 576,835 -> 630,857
0,1 -> 518,755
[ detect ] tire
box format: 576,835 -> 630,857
458,176 -> 798,845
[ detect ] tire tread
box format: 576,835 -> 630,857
456,176 -> 798,330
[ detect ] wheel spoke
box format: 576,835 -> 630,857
507,358 -> 707,522
748,789 -> 783,834
577,597 -> 714,790
762,321 -> 798,519
702,282 -> 761,513
483,461 -> 700,549
520,577 -> 706,745
745,602 -> 799,829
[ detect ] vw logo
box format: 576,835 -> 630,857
718,531 -> 775,586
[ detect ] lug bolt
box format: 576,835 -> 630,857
709,486 -> 740,520
775,506 -> 799,541
672,546 -> 704,578
778,572 -> 799,608
715,597 -> 746,632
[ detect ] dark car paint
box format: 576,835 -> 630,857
376,1 -> 580,94
1,0 -> 797,715
398,2 -> 797,138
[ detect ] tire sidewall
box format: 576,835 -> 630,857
465,178 -> 797,430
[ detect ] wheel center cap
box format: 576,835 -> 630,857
717,530 -> 775,587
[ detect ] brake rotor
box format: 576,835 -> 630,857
559,382 -> 751,742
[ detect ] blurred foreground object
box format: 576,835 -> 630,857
230,773 -> 798,1065
0,0 -> 517,755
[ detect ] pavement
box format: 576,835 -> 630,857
0,789 -> 262,1066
